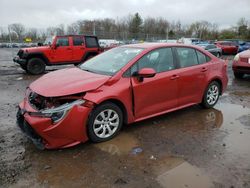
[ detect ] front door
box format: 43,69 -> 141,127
131,48 -> 178,119
52,37 -> 73,63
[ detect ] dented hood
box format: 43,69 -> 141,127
30,68 -> 111,97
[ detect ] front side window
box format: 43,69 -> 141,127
176,47 -> 199,68
73,37 -> 84,46
80,47 -> 143,75
136,48 -> 175,73
56,37 -> 69,46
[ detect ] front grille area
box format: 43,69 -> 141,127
236,67 -> 250,71
240,57 -> 249,63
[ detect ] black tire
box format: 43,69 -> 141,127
201,81 -> 220,109
26,58 -> 46,75
20,64 -> 27,71
216,52 -> 221,58
234,72 -> 244,79
87,102 -> 123,143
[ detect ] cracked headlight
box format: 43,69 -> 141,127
30,99 -> 85,123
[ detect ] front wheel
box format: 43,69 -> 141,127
201,81 -> 220,108
26,58 -> 46,75
87,102 -> 123,142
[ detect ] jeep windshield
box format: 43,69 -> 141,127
79,47 -> 143,76
44,36 -> 55,46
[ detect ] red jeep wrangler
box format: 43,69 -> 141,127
13,35 -> 102,74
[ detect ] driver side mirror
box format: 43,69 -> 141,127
134,68 -> 156,82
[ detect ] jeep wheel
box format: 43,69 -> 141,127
26,58 -> 46,75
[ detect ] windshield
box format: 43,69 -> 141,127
44,36 -> 55,45
79,47 -> 143,75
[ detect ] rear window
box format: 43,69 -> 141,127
85,37 -> 99,48
56,37 -> 69,46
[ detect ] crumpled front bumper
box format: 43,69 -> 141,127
16,108 -> 45,149
17,100 -> 92,150
232,60 -> 250,74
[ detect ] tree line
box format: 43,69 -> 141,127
0,13 -> 250,42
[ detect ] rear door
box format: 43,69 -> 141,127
72,36 -> 86,62
131,48 -> 178,119
174,47 -> 208,106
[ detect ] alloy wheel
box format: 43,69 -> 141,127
93,109 -> 120,138
206,85 -> 219,105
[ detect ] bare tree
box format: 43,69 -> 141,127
9,23 -> 25,41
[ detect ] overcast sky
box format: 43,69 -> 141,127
0,0 -> 249,29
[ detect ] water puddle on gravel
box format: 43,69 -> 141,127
155,159 -> 213,188
94,132 -> 140,156
215,102 -> 250,157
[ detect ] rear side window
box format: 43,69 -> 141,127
73,37 -> 84,46
56,37 -> 69,46
176,48 -> 199,68
196,50 -> 207,64
85,37 -> 99,48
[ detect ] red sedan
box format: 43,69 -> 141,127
17,43 -> 228,149
232,49 -> 250,78
214,41 -> 238,55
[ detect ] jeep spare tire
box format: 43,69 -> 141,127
26,58 -> 46,75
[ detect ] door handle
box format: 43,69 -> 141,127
201,67 -> 208,72
66,48 -> 72,50
170,75 -> 179,80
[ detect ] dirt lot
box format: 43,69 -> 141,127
0,48 -> 250,188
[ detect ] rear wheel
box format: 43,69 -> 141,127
234,72 -> 244,79
201,81 -> 220,108
26,58 -> 46,75
216,52 -> 221,58
87,102 -> 123,142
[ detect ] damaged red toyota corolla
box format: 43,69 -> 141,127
17,43 -> 228,149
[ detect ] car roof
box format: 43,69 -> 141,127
56,35 -> 97,38
122,42 -> 199,50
